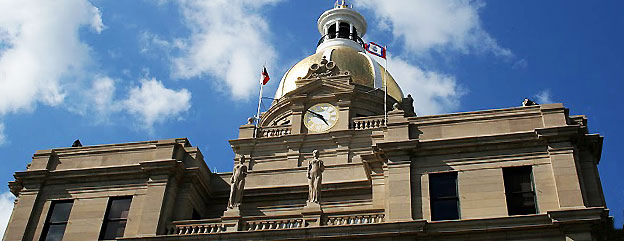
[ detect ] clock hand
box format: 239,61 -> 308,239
307,110 -> 329,125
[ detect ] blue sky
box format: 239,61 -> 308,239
0,0 -> 622,232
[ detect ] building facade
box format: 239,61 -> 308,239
3,3 -> 611,241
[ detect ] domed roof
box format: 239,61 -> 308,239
274,46 -> 404,102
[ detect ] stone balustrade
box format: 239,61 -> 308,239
168,219 -> 225,235
325,213 -> 385,226
243,218 -> 304,231
351,116 -> 386,130
167,211 -> 385,235
257,125 -> 292,137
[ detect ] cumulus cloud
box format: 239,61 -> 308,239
535,89 -> 553,104
356,0 -> 511,57
68,76 -> 192,129
172,0 -> 281,100
0,0 -> 104,115
388,56 -> 462,115
124,78 -> 191,130
0,192 -> 15,236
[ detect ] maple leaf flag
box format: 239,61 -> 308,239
261,66 -> 270,85
365,42 -> 386,59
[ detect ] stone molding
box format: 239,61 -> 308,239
121,207 -> 608,241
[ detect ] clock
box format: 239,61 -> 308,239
304,103 -> 339,132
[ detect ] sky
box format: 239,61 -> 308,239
0,0 -> 622,234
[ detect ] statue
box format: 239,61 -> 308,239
307,150 -> 325,203
228,155 -> 248,209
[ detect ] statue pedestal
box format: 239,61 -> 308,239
222,207 -> 242,232
302,202 -> 323,227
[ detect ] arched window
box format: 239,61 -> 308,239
328,23 -> 337,39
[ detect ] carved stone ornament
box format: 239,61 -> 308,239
299,56 -> 349,80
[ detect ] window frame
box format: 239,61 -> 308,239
503,165 -> 538,215
428,171 -> 460,221
39,199 -> 74,241
99,196 -> 133,240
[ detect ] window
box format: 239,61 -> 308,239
40,200 -> 73,241
100,196 -> 132,240
503,166 -> 537,215
338,22 -> 350,39
429,172 -> 460,221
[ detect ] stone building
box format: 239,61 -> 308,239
3,3 -> 611,241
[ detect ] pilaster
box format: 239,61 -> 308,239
3,171 -> 46,241
548,142 -> 585,208
384,160 -> 412,222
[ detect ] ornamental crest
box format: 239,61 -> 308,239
299,56 -> 349,80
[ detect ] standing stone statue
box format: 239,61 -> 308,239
228,155 -> 248,209
307,150 -> 325,203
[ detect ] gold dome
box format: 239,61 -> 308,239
274,46 -> 404,102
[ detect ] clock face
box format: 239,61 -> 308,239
304,103 -> 339,133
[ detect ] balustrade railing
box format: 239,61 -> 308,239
168,222 -> 225,235
257,125 -> 291,138
167,211 -> 384,235
351,116 -> 385,130
325,213 -> 385,226
243,218 -> 304,231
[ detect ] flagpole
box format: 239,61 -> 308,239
383,45 -> 388,126
255,66 -> 265,138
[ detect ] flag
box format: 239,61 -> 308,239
261,66 -> 270,85
365,42 -> 386,59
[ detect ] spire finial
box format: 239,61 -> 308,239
335,0 -> 349,8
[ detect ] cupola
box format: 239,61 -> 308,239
273,1 -> 404,103
316,0 -> 367,53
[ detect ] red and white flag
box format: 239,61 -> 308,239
261,66 -> 270,85
365,42 -> 386,59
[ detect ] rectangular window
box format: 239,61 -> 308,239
99,196 -> 132,240
503,166 -> 538,215
429,172 -> 460,221
40,200 -> 74,241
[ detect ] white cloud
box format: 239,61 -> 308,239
0,123 -> 5,146
388,56 -> 462,115
0,0 -> 104,115
535,89 -> 553,104
356,0 -> 511,57
124,78 -> 191,130
172,0 -> 281,100
0,192 -> 15,237
84,76 -> 122,121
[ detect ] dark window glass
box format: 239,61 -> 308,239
503,166 -> 537,215
338,22 -> 350,38
429,172 -> 459,221
328,24 -> 336,39
40,200 -> 73,241
100,196 -> 132,240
